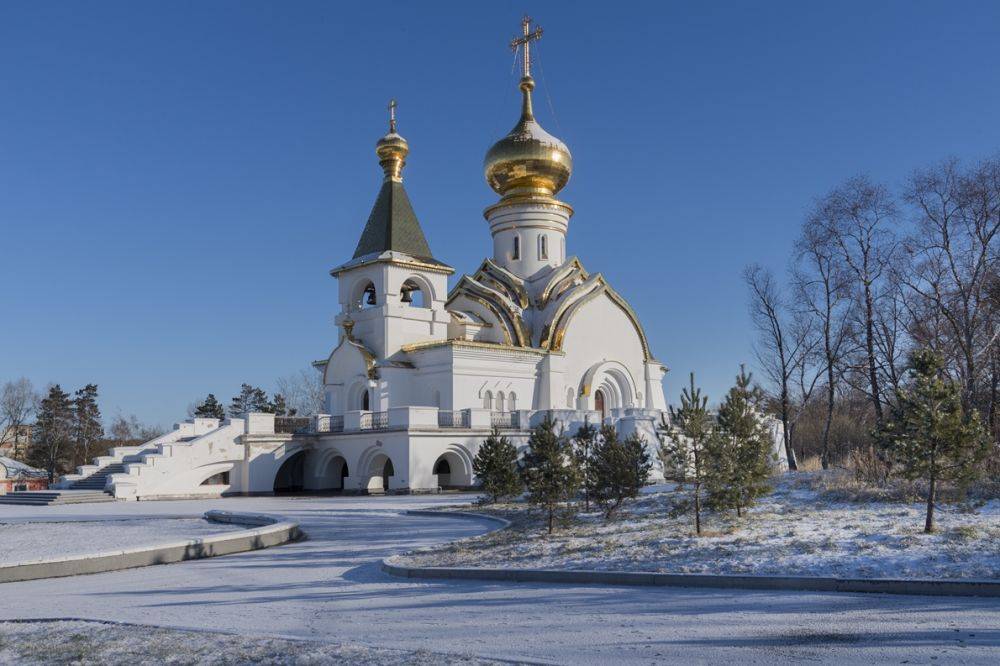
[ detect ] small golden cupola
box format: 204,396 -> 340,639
484,16 -> 572,202
376,99 -> 408,182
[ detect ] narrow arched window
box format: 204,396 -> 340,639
508,392 -> 517,411
539,235 -> 548,260
512,235 -> 520,260
567,387 -> 575,408
362,390 -> 370,411
497,391 -> 506,412
483,390 -> 493,410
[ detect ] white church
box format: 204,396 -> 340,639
57,20 -> 676,500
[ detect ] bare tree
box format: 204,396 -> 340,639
902,158 -> 1000,414
108,414 -> 162,447
275,368 -> 325,416
795,208 -> 856,468
744,264 -> 816,470
810,175 -> 898,425
872,269 -> 911,401
1,378 -> 39,459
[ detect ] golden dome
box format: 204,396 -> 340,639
376,100 -> 408,181
485,75 -> 572,200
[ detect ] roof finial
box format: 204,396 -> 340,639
388,98 -> 397,134
510,15 -> 543,79
509,16 -> 543,121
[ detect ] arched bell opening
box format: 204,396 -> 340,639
351,279 -> 378,311
273,450 -> 306,494
399,278 -> 428,308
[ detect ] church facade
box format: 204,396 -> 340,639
309,30 -> 668,494
58,22 -> 673,500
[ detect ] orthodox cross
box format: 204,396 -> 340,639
510,15 -> 543,78
388,99 -> 397,133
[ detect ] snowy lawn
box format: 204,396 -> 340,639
0,620 -> 504,665
0,518 -> 243,564
398,472 -> 1000,580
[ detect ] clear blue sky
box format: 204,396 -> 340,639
2,1 -> 999,428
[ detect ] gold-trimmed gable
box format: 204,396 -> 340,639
540,273 -> 653,361
448,275 -> 529,346
538,256 -> 589,309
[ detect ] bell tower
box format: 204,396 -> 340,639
330,101 -> 453,360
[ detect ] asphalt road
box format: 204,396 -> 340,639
0,494 -> 997,664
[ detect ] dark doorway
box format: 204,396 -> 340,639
273,451 -> 306,493
595,389 -> 607,418
382,458 -> 394,491
362,390 -> 370,411
434,457 -> 452,488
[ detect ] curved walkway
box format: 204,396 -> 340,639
0,495 -> 998,664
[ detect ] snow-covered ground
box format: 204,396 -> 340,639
0,518 -> 244,564
0,620 -> 504,665
400,473 -> 1000,580
0,493 -> 996,664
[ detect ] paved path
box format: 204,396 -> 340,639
1,495 -> 998,664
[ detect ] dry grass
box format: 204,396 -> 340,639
796,455 -> 824,472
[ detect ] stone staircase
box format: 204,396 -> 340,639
69,462 -> 125,490
54,418 -> 224,499
0,490 -> 115,506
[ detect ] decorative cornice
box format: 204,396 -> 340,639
401,339 -> 554,357
331,252 -> 455,277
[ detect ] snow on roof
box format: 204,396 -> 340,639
0,456 -> 46,479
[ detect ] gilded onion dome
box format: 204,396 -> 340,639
376,100 -> 408,182
485,75 -> 572,200
485,15 -> 573,206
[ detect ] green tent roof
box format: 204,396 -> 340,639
352,180 -> 435,261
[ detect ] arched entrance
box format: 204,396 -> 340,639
321,455 -> 349,491
273,450 -> 306,494
434,458 -> 451,488
595,389 -> 607,418
432,449 -> 474,490
382,458 -> 394,490
364,452 -> 394,494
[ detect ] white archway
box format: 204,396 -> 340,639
311,449 -> 350,491
433,444 -> 474,489
357,445 -> 395,494
580,361 -> 638,413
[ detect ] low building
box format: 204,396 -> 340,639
0,456 -> 48,494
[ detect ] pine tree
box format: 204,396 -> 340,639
29,385 -> 74,482
877,349 -> 990,533
72,384 -> 103,468
229,384 -> 272,417
572,420 -> 598,511
472,427 -> 521,504
705,366 -> 775,517
588,425 -> 652,520
520,417 -> 580,534
662,372 -> 713,534
272,393 -> 289,416
194,394 -> 226,420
